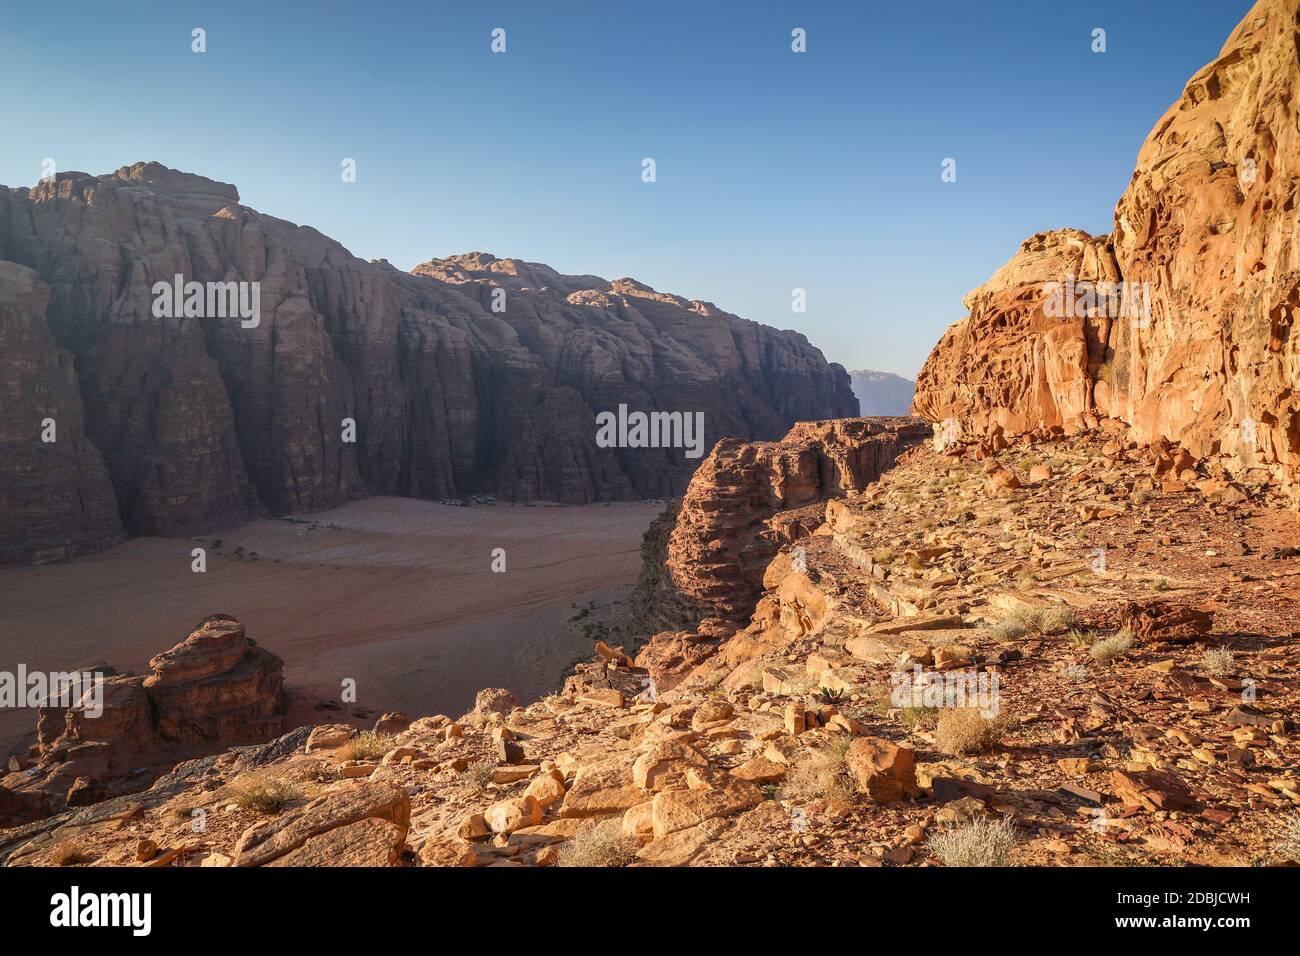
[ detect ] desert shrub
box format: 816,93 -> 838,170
1060,662 -> 1089,683
1278,813 -> 1300,862
1201,646 -> 1236,676
991,606 -> 1076,641
897,705 -> 940,731
935,709 -> 1006,756
462,758 -> 496,793
338,731 -> 395,762
226,773 -> 304,814
928,816 -> 1017,867
557,819 -> 639,867
1039,607 -> 1077,634
1089,631 -> 1133,662
782,742 -> 856,805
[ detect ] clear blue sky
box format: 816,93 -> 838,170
0,0 -> 1252,377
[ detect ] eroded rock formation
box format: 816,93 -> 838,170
915,0 -> 1300,500
1,615 -> 283,817
630,417 -> 929,690
0,164 -> 856,564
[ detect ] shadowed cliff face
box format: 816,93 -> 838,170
0,163 -> 856,563
915,0 -> 1300,501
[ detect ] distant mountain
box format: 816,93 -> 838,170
847,369 -> 915,416
0,163 -> 858,564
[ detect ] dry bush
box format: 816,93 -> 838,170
782,739 -> 857,805
1279,813 -> 1300,862
935,708 -> 1006,756
462,758 -> 496,793
1090,631 -> 1133,662
991,606 -> 1076,642
557,819 -> 639,867
338,731 -> 396,762
225,772 -> 305,814
1201,646 -> 1236,676
929,816 -> 1017,866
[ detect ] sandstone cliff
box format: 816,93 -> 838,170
0,165 -> 856,563
915,0 -> 1300,500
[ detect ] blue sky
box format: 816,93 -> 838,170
0,0 -> 1252,377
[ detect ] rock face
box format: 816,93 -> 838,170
848,369 -> 915,416
2,614 -> 283,815
914,229 -> 1119,438
634,417 -> 930,633
915,0 -> 1300,499
0,163 -> 856,564
630,418 -> 928,691
0,262 -> 122,565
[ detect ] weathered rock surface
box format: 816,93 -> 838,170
0,262 -> 122,565
0,164 -> 855,563
915,0 -> 1300,501
2,614 -> 283,814
633,418 -> 929,634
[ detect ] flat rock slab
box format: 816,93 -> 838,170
267,817 -> 406,867
233,782 -> 411,867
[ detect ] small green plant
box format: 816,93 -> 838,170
928,816 -> 1017,867
1149,576 -> 1172,592
1066,628 -> 1092,648
1201,646 -> 1236,677
1090,630 -> 1133,662
819,686 -> 845,705
1131,489 -> 1154,505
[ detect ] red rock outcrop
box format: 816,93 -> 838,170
0,164 -> 856,564
915,0 -> 1300,500
632,418 -> 929,687
913,229 -> 1118,438
1,614 -> 283,815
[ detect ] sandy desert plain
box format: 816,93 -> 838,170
0,498 -> 662,756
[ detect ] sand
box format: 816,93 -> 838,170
0,497 -> 661,753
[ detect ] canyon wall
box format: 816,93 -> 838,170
915,0 -> 1300,498
0,165 -> 856,563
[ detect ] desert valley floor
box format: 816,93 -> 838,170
0,499 -> 662,755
